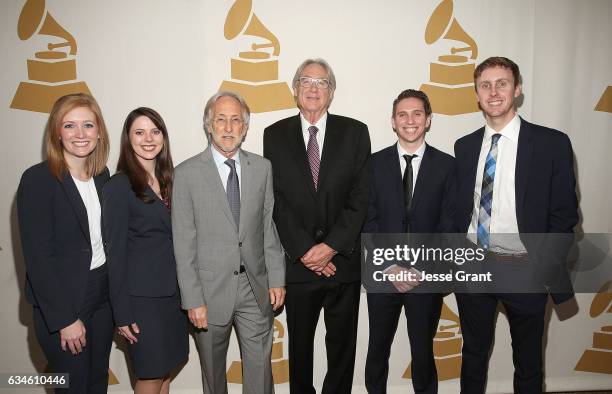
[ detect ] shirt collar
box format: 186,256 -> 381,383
484,113 -> 521,143
300,112 -> 328,135
397,140 -> 426,159
211,145 -> 240,168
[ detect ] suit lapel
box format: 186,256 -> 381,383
411,144 -> 430,210
466,128 -> 485,190
238,150 -> 251,239
383,144 -> 403,210
201,147 -> 238,232
515,117 -> 532,228
287,115 -> 316,197
144,187 -> 171,233
317,114 -> 341,192
60,172 -> 90,244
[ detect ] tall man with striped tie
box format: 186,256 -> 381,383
264,58 -> 371,394
454,57 -> 578,394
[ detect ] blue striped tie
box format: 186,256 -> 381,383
477,133 -> 502,249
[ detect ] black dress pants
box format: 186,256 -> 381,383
365,293 -> 442,394
455,293 -> 548,394
285,280 -> 361,394
33,264 -> 114,394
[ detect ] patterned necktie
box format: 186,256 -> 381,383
307,125 -> 320,190
225,159 -> 240,228
477,133 -> 502,249
403,154 -> 416,232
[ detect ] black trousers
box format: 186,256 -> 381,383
33,264 -> 114,394
365,293 -> 442,394
285,280 -> 361,394
455,293 -> 548,394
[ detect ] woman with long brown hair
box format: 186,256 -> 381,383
103,107 -> 188,394
17,93 -> 113,393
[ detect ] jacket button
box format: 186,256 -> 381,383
239,242 -> 242,247
233,270 -> 239,275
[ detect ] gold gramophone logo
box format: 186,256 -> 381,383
227,319 -> 289,384
595,86 -> 612,113
420,0 -> 479,115
218,0 -> 295,113
403,302 -> 462,381
575,280 -> 612,374
11,0 -> 91,113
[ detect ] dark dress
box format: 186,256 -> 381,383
103,173 -> 188,378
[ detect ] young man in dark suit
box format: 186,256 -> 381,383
263,58 -> 370,394
364,89 -> 455,394
454,57 -> 578,393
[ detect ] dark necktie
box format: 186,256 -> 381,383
306,126 -> 320,190
477,133 -> 502,249
403,154 -> 416,232
225,159 -> 240,228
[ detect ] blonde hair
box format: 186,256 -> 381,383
44,93 -> 110,179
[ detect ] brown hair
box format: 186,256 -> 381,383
392,89 -> 432,117
474,56 -> 522,87
45,93 -> 110,179
117,107 -> 174,205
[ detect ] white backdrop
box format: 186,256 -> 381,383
1,0 -> 611,392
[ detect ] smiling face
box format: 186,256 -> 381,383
59,106 -> 99,164
208,95 -> 246,158
475,66 -> 522,129
392,97 -> 431,152
129,115 -> 164,167
294,63 -> 334,123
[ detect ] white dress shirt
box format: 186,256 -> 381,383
72,176 -> 106,269
468,114 -> 526,253
397,141 -> 426,193
211,146 -> 241,198
300,112 -> 327,159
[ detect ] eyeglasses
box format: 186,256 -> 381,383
298,76 -> 332,89
213,116 -> 243,127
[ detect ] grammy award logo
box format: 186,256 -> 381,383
227,319 -> 290,384
10,0 -> 91,113
403,301 -> 462,381
595,86 -> 612,113
218,0 -> 295,113
419,0 -> 479,115
575,280 -> 612,374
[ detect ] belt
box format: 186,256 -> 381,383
486,251 -> 529,263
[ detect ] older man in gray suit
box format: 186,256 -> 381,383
172,91 -> 286,394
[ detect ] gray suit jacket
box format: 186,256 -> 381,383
172,147 -> 285,326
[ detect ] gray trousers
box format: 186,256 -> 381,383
195,271 -> 274,394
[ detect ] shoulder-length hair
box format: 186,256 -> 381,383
45,93 -> 110,179
117,107 -> 174,205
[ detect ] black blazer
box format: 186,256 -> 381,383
454,118 -> 578,302
264,113 -> 371,283
364,143 -> 455,234
17,162 -> 110,333
102,173 -> 178,326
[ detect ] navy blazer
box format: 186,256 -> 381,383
17,162 -> 110,333
364,143 -> 455,234
102,173 -> 178,326
454,118 -> 578,302
264,113 -> 371,283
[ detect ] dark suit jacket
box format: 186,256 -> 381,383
364,143 -> 455,234
263,113 -> 371,283
17,162 -> 110,333
454,118 -> 578,303
102,173 -> 178,326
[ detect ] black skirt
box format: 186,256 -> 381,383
127,292 -> 189,378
